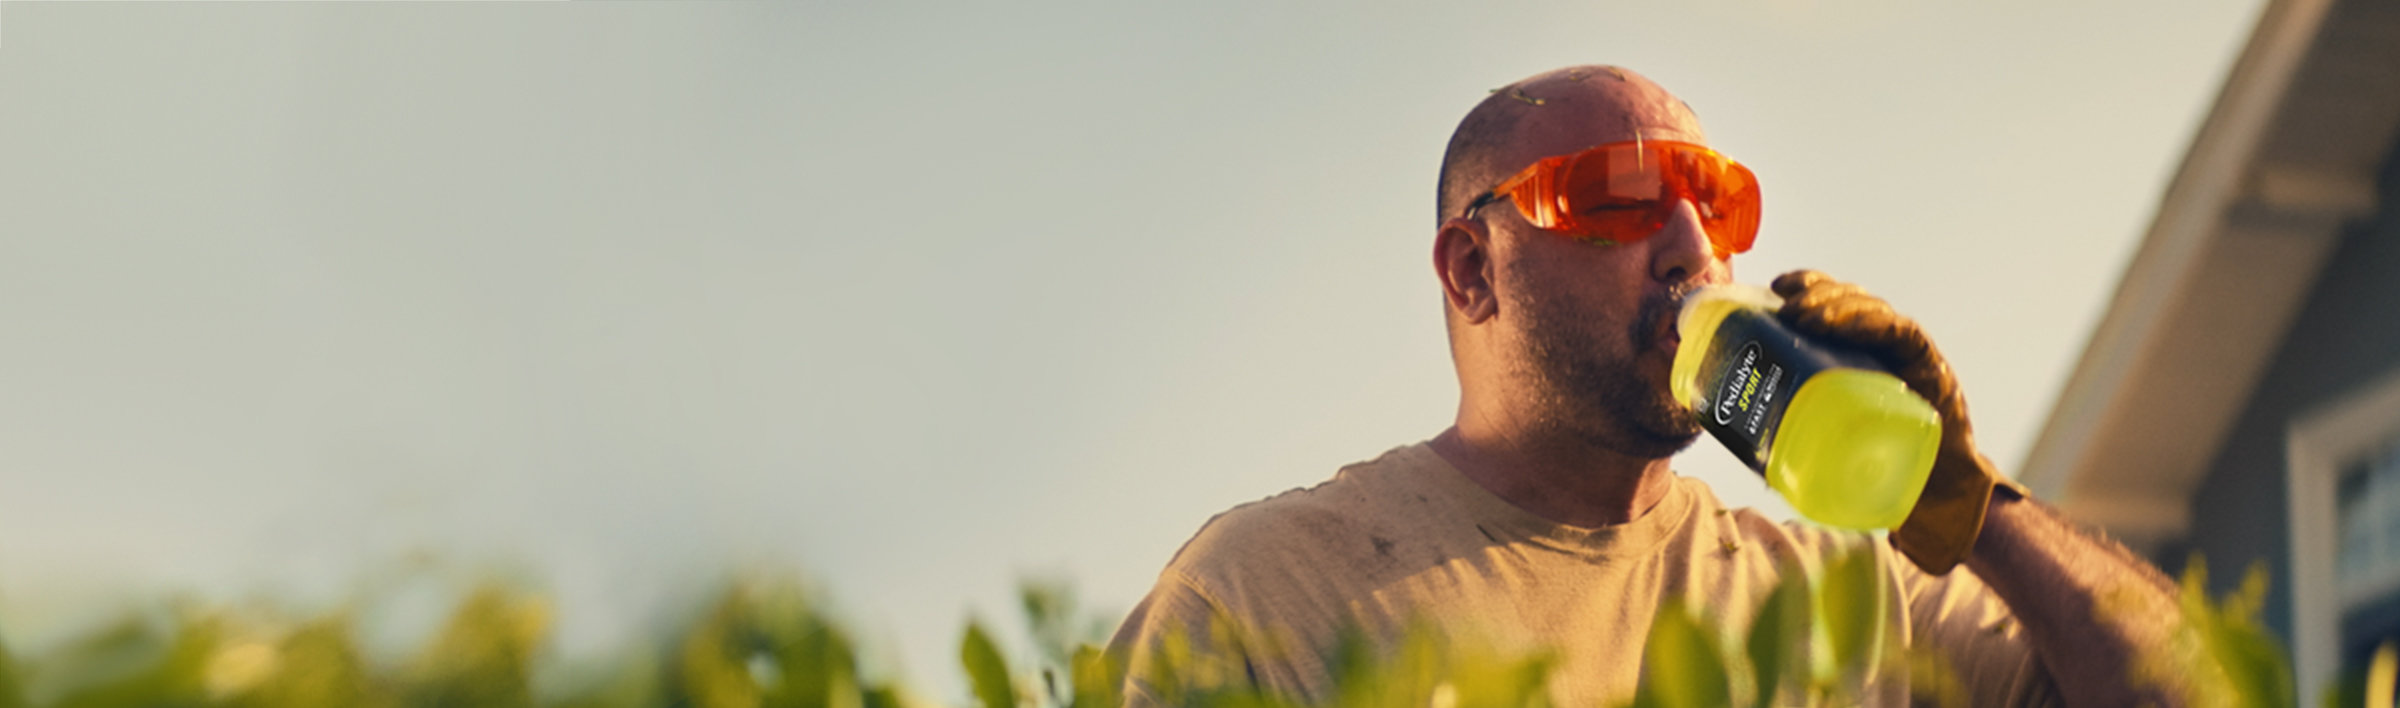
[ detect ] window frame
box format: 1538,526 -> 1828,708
2288,364 -> 2400,706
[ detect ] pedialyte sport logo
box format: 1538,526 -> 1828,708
1713,342 -> 1765,429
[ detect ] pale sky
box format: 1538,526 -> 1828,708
0,0 -> 2263,697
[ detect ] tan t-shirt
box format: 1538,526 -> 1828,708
1109,443 -> 2059,708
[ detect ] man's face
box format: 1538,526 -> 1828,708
1479,91 -> 1730,458
1495,213 -> 1724,458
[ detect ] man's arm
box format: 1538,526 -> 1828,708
1769,270 -> 2198,707
1966,492 -> 2187,707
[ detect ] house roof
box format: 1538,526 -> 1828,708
2018,0 -> 2400,550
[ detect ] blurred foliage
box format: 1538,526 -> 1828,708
2318,638 -> 2399,708
2106,556 -> 2297,708
0,550 -> 2316,708
2171,557 -> 2295,708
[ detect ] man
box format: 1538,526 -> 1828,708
1109,66 -> 2190,708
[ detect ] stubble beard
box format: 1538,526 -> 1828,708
1511,286 -> 1703,460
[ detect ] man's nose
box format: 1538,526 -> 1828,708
1648,199 -> 1720,284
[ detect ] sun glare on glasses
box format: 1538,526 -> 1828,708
1462,139 -> 1761,257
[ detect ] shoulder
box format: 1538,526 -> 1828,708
1161,444 -> 1454,594
1171,446 -> 1423,566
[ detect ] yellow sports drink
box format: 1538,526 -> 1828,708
1668,285 -> 1941,529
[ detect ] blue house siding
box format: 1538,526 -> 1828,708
2162,148 -> 2400,647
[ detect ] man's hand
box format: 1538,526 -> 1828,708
1770,270 -> 2020,574
1772,270 -> 2196,707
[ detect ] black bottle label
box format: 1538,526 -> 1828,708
1692,310 -> 1828,472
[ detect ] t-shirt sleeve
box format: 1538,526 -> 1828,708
1896,559 -> 2065,708
1106,569 -> 1260,708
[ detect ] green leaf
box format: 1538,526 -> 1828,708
860,685 -> 906,708
960,621 -> 1016,708
771,621 -> 861,708
1745,570 -> 1809,708
1637,600 -> 1730,708
1446,649 -> 1555,708
2186,560 -> 2295,708
1019,579 -> 1075,669
1816,547 -> 1887,679
50,613 -> 219,708
0,637 -> 27,708
401,586 -> 548,708
1067,645 -> 1122,708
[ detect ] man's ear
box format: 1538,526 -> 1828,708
1434,218 -> 1498,325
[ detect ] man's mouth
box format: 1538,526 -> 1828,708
1638,288 -> 1691,355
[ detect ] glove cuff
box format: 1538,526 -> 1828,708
1890,447 -> 2017,575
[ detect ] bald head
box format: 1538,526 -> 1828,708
1435,66 -> 1706,227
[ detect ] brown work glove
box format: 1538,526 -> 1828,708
1771,270 -> 2027,575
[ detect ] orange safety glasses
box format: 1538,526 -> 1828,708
1462,139 -> 1761,257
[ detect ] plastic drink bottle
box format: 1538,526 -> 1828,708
1668,284 -> 1941,529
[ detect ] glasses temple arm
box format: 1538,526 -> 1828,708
1460,191 -> 1505,220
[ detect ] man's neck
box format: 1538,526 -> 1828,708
1427,424 -> 1677,529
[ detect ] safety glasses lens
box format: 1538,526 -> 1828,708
1504,142 -> 1759,254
